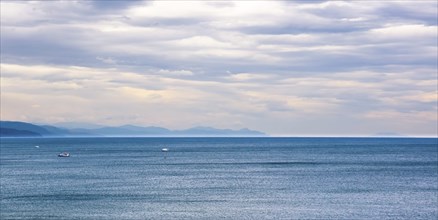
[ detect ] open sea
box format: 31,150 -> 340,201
1,137 -> 437,219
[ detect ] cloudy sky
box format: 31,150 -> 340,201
1,0 -> 437,136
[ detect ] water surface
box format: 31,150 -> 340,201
1,137 -> 437,219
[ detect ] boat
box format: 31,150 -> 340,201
161,148 -> 169,152
58,152 -> 70,157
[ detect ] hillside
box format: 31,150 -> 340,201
0,127 -> 42,137
0,121 -> 51,137
0,121 -> 266,137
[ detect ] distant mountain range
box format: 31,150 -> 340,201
0,121 -> 266,137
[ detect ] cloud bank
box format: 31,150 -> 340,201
1,0 -> 437,136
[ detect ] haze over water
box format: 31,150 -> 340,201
1,137 -> 437,219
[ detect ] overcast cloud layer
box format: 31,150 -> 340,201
1,0 -> 437,136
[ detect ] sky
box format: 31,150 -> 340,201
0,0 -> 437,136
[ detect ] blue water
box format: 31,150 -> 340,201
1,137 -> 437,219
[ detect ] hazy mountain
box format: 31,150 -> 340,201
0,121 -> 266,137
91,125 -> 171,136
40,125 -> 71,136
53,122 -> 104,129
88,125 -> 264,136
1,121 -> 51,136
176,126 -> 265,136
40,125 -> 93,136
0,128 -> 42,137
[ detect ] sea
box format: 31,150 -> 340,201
1,137 -> 437,219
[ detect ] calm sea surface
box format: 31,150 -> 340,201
1,137 -> 437,219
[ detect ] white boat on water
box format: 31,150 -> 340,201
58,152 -> 70,157
161,148 -> 169,152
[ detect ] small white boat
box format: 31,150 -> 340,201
58,152 -> 70,157
161,148 -> 169,152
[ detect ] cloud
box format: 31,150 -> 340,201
88,0 -> 144,11
1,0 -> 437,136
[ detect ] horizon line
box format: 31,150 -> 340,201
1,135 -> 437,139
